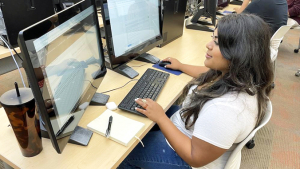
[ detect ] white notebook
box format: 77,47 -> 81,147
87,109 -> 145,146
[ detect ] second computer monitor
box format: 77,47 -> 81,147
100,0 -> 163,78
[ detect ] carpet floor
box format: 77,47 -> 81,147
240,29 -> 300,169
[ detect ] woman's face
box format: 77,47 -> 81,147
204,29 -> 230,74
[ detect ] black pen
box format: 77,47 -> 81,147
56,115 -> 74,137
105,115 -> 113,138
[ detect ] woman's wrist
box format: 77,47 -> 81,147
178,63 -> 184,72
156,114 -> 169,126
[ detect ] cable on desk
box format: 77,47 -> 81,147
85,80 -> 98,89
101,79 -> 139,94
131,64 -> 148,67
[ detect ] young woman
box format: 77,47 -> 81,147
236,0 -> 288,34
118,13 -> 274,169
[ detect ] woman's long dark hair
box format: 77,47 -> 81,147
180,14 -> 274,129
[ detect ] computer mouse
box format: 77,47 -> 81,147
158,61 -> 171,67
106,102 -> 118,111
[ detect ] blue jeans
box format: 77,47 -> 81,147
118,106 -> 191,169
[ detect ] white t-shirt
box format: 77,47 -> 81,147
168,85 -> 258,169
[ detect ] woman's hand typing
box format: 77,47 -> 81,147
135,98 -> 167,124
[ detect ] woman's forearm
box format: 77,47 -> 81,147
179,64 -> 209,78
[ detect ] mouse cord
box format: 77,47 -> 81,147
101,79 -> 139,94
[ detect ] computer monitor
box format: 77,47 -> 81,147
99,0 -> 163,78
185,0 -> 217,32
0,0 -> 55,47
159,0 -> 187,47
18,0 -> 107,153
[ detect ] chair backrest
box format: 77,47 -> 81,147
224,100 -> 273,169
270,25 -> 292,62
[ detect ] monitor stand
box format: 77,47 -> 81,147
185,7 -> 215,32
107,53 -> 160,79
114,64 -> 139,79
185,17 -> 214,32
68,126 -> 93,146
196,19 -> 213,26
216,11 -> 225,16
90,93 -> 110,106
134,53 -> 160,64
40,116 -> 93,146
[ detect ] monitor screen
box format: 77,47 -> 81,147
100,0 -> 163,69
18,0 -> 106,153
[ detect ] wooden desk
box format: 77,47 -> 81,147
0,46 -> 22,75
0,27 -> 211,169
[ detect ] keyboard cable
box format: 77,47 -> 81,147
101,79 -> 139,94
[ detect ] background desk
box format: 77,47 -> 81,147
0,4 -> 239,167
0,46 -> 20,60
0,47 -> 21,75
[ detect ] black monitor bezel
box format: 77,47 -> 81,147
99,0 -> 163,70
18,0 -> 106,154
